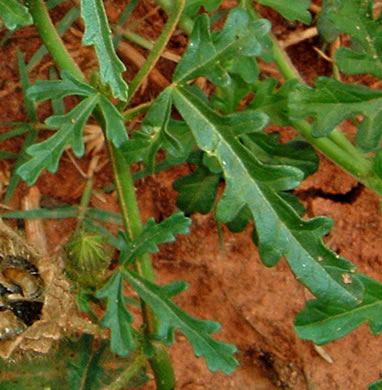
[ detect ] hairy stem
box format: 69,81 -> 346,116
26,0 -> 84,80
26,0 -> 176,387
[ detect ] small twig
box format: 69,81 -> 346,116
65,149 -> 88,178
22,186 -> 48,255
313,46 -> 333,62
303,366 -> 315,390
0,203 -> 13,210
280,27 -> 318,48
330,38 -> 342,81
313,344 -> 334,364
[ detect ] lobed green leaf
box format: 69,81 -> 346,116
122,269 -> 239,374
27,70 -> 96,101
0,0 -> 32,30
173,8 -> 270,86
172,84 -> 364,307
256,0 -> 312,24
22,72 -> 127,183
173,166 -> 221,215
122,89 -> 193,168
183,0 -> 222,17
250,78 -> 300,126
17,95 -> 98,184
295,274 -> 382,345
95,272 -> 135,356
326,0 -> 382,78
211,75 -> 252,114
242,132 -> 319,178
120,211 -> 191,266
80,0 -> 128,100
289,77 -> 382,151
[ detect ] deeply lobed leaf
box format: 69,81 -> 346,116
250,78 -> 300,127
27,70 -> 96,101
173,8 -> 271,86
326,0 -> 382,78
295,274 -> 382,345
95,272 -> 135,356
120,211 -> 191,266
289,77 -> 382,151
0,0 -> 32,30
242,132 -> 319,178
122,269 -> 238,375
173,166 -> 221,215
256,0 -> 312,24
18,95 -> 98,184
80,0 -> 128,100
172,84 -> 364,307
18,72 -> 128,184
122,89 -> 194,168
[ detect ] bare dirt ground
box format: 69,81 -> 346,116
1,1 -> 382,389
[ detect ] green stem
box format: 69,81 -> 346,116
26,0 -> 84,80
127,0 -> 185,103
123,100 -> 152,120
269,32 -> 303,82
26,0 -> 176,387
149,345 -> 177,390
107,140 -> 175,390
250,5 -> 382,196
106,142 -> 155,278
270,33 -> 359,156
293,120 -> 382,195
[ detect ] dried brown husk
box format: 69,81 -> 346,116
0,219 -> 73,359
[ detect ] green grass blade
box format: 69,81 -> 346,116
0,151 -> 18,159
17,49 -> 37,122
4,128 -> 38,202
1,206 -> 78,219
112,0 -> 139,48
0,124 -> 31,141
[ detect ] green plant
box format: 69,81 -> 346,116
1,0 -> 382,388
